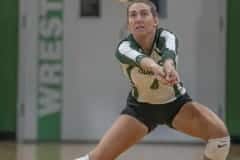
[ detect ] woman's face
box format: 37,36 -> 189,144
128,3 -> 158,37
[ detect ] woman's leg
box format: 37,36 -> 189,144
82,114 -> 148,160
172,101 -> 230,160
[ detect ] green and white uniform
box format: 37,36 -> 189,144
115,28 -> 186,104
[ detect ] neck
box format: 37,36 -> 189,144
133,30 -> 156,54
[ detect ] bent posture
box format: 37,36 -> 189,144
75,1 -> 230,160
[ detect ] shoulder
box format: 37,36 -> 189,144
157,28 -> 177,40
156,28 -> 178,52
117,34 -> 140,51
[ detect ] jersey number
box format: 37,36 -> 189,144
150,79 -> 159,90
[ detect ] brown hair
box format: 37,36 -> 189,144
127,0 -> 158,18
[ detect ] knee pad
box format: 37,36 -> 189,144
204,136 -> 230,160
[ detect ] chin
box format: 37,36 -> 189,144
134,31 -> 147,37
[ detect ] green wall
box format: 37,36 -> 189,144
0,0 -> 18,133
226,1 -> 240,138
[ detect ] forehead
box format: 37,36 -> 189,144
128,3 -> 151,12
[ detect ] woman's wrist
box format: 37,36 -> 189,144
149,62 -> 159,71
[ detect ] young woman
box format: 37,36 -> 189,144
75,1 -> 230,160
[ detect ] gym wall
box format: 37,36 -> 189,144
18,0 -> 227,142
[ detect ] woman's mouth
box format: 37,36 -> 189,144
135,25 -> 145,31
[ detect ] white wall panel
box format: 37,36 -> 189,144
19,0 -> 226,142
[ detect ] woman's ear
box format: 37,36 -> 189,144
154,18 -> 159,27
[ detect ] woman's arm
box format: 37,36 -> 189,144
116,40 -> 166,81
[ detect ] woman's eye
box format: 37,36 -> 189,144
129,13 -> 137,18
141,11 -> 148,17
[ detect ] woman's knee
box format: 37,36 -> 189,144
204,136 -> 231,160
209,121 -> 229,139
189,102 -> 229,139
194,103 -> 229,139
204,111 -> 229,138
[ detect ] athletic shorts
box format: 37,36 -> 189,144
121,93 -> 192,132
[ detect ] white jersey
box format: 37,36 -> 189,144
115,28 -> 186,104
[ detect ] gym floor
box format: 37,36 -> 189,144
1,142 -> 239,160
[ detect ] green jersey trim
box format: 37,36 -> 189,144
159,30 -> 177,63
115,28 -> 186,104
116,41 -> 147,66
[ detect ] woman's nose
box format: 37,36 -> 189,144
135,14 -> 143,21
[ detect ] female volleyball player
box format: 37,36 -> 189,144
75,1 -> 230,160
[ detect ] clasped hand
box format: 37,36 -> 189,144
152,60 -> 179,86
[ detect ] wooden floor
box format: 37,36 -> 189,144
1,142 -> 239,160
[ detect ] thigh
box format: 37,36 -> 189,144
172,101 -> 228,141
90,115 -> 148,160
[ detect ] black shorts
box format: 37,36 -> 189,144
121,93 -> 192,132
